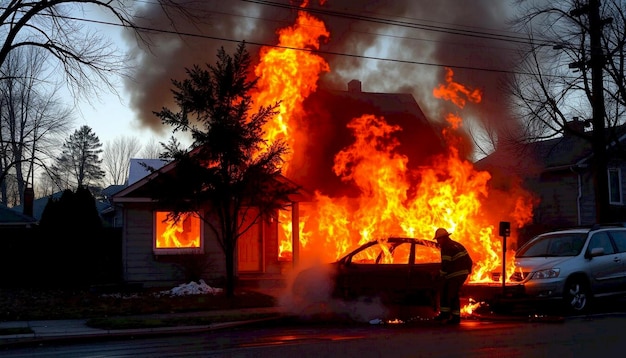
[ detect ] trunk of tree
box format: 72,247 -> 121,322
224,240 -> 236,298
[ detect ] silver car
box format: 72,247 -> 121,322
507,226 -> 626,312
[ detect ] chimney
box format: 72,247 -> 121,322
23,186 -> 34,217
564,117 -> 590,137
348,79 -> 362,93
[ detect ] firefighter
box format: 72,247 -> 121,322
433,228 -> 473,324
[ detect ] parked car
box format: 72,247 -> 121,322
292,237 -> 443,307
465,224 -> 626,313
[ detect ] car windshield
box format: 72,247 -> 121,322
516,233 -> 587,257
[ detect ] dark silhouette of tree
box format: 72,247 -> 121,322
51,125 -> 105,190
153,42 -> 299,297
38,187 -> 103,286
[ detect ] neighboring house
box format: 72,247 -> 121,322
476,120 -> 626,241
112,81 -> 445,289
0,203 -> 37,229
11,185 -> 125,228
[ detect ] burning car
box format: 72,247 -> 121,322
292,237 -> 444,309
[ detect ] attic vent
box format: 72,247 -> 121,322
348,79 -> 362,92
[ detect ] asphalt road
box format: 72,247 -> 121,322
2,311 -> 625,357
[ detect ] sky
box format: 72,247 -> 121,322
73,0 -> 523,157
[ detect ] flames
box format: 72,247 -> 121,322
155,211 -> 201,248
251,3 -> 535,283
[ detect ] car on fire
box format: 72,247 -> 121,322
464,224 -> 626,313
292,237 -> 444,308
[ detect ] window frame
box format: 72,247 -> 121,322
153,211 -> 204,255
608,167 -> 623,205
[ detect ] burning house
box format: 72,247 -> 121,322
111,81 -> 449,288
113,2 -> 538,290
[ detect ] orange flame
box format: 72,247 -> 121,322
155,212 -> 201,248
251,5 -> 535,284
252,8 -> 330,161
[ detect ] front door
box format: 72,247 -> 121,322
238,212 -> 262,272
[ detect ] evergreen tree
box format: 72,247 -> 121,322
153,42 -> 299,297
52,125 -> 105,190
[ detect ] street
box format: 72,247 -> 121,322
2,312 -> 625,357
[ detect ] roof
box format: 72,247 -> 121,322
127,159 -> 170,185
10,185 -> 127,221
0,203 -> 37,227
476,124 -> 626,176
114,84 -> 441,203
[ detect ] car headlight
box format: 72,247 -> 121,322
531,268 -> 560,279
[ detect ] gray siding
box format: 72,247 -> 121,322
122,204 -> 229,288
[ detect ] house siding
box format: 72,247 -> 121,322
531,171 -> 581,227
122,205 -> 226,288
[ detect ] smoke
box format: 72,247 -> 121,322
123,0 -> 522,153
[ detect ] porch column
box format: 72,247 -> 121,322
291,201 -> 300,267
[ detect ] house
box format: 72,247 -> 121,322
111,82 -> 445,289
0,203 -> 37,229
10,185 -> 125,228
111,158 -> 308,289
475,120 -> 626,243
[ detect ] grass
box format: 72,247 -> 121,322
0,286 -> 279,332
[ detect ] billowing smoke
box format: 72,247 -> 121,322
123,0 -> 521,153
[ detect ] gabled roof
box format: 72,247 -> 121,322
476,124 -> 626,176
0,203 -> 37,227
127,158 -> 170,185
114,82 -> 439,203
112,158 -> 176,203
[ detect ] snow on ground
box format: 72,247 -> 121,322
158,280 -> 223,296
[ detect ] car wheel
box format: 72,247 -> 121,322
563,277 -> 591,313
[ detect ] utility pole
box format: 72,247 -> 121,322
589,0 -> 610,223
572,0 -> 610,223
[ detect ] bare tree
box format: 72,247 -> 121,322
139,137 -> 165,159
102,135 -> 141,186
0,46 -> 72,206
510,0 -> 626,222
0,1 -> 199,105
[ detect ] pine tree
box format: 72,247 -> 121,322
52,125 -> 105,190
153,42 -> 299,297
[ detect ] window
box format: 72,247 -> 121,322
609,230 -> 626,253
588,232 -> 615,255
154,211 -> 203,254
350,241 -> 411,264
608,168 -> 623,205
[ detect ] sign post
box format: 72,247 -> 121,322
499,221 -> 511,295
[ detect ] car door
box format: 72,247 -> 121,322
407,242 -> 441,306
337,240 -> 412,303
586,231 -> 623,294
607,230 -> 626,283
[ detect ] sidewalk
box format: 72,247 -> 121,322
0,306 -> 288,348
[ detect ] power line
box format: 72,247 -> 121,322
3,2 -> 571,77
55,14 -> 526,76
242,0 -> 543,46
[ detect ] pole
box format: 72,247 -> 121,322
499,222 -> 510,295
588,0 -> 609,223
